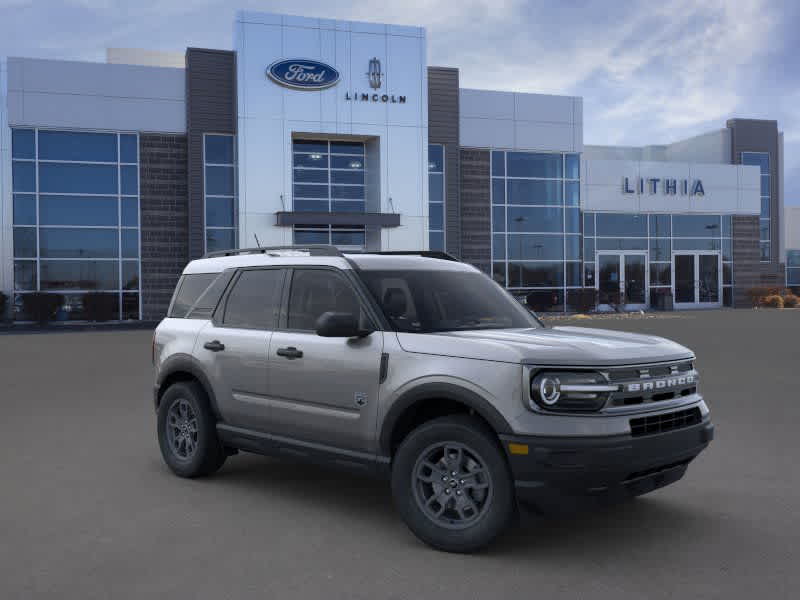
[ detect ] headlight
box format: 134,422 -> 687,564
530,371 -> 618,412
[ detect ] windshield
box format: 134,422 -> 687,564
357,269 -> 541,333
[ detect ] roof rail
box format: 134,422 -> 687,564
352,250 -> 460,262
203,245 -> 345,259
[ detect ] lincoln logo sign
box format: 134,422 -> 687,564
623,177 -> 705,196
266,59 -> 340,90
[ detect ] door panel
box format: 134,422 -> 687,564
623,254 -> 646,305
698,254 -> 720,303
674,255 -> 695,304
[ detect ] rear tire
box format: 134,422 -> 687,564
391,415 -> 514,553
157,381 -> 226,478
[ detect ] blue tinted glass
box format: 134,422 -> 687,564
330,141 -> 364,155
429,203 -> 443,230
565,154 -> 580,179
12,129 -> 35,159
583,237 -> 595,261
428,145 -> 444,172
121,198 -> 138,226
507,180 -> 562,205
759,220 -> 770,240
40,195 -> 118,226
491,151 -> 505,177
508,262 -> 564,287
294,229 -> 329,244
331,201 -> 365,213
596,238 -> 647,251
649,238 -> 671,261
673,214 -> 721,237
492,206 -> 505,232
206,197 -> 234,227
492,234 -> 506,260
429,231 -> 444,252
122,229 -> 139,258
789,269 -> 800,285
787,250 -> 800,268
760,242 -> 770,261
120,134 -> 138,163
331,155 -> 363,169
121,165 -> 138,195
40,228 -> 118,258
12,161 -> 36,192
507,153 -> 562,178
38,131 -> 117,162
331,185 -> 364,200
584,262 -> 595,287
331,230 -> 365,246
206,166 -> 235,195
205,135 -> 234,164
294,169 -> 328,184
428,173 -> 444,203
331,170 -> 364,185
293,140 -> 328,154
507,234 -> 563,260
761,197 -> 770,218
583,213 -> 595,236
14,261 -> 37,291
40,260 -> 119,290
722,238 -> 732,261
39,163 -> 117,194
492,179 -> 505,205
650,264 -> 671,286
13,194 -> 36,225
649,214 -> 671,237
565,208 -> 580,233
760,175 -> 770,196
595,213 -> 647,237
741,152 -> 769,174
294,199 -> 328,212
206,229 -> 235,253
566,262 -> 581,287
294,153 -> 329,168
673,238 -> 721,251
721,215 -> 732,237
122,261 -> 139,290
565,181 -> 579,206
507,206 -> 563,233
294,184 -> 328,199
13,227 -> 37,258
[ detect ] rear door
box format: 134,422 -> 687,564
195,267 -> 285,431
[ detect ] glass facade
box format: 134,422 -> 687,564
491,150 -> 580,311
291,139 -> 366,249
11,128 -> 141,320
788,250 -> 800,288
204,134 -> 237,253
742,152 -> 770,261
428,144 -> 445,251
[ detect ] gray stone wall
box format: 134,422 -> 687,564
139,134 -> 189,321
459,149 -> 491,275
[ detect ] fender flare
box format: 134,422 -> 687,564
378,382 -> 513,455
156,354 -> 221,418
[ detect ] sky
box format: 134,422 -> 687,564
1,0 -> 798,204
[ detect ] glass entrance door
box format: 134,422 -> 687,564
596,252 -> 648,310
673,252 -> 721,308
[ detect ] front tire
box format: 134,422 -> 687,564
391,415 -> 514,553
157,381 -> 226,478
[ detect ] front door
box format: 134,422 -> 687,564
596,252 -> 648,310
267,267 -> 384,453
672,252 -> 721,309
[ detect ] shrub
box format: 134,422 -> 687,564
21,293 -> 64,324
762,295 -> 784,309
82,292 -> 118,322
747,287 -> 791,307
782,294 -> 799,308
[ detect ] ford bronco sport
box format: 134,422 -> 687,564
153,245 -> 713,552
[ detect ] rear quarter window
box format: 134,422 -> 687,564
168,273 -> 220,318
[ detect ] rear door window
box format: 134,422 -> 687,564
169,273 -> 219,318
220,269 -> 284,330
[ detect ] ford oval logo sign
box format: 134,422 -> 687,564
267,59 -> 340,90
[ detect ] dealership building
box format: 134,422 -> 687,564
0,10 -> 794,320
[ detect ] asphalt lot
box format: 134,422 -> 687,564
1,309 -> 798,599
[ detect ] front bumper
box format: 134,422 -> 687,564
500,417 -> 714,512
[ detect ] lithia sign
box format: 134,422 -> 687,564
623,176 -> 705,196
266,57 -> 406,103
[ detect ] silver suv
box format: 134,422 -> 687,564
153,245 -> 713,552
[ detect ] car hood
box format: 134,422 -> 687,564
395,325 -> 693,366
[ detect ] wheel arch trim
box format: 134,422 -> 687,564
156,354 -> 221,419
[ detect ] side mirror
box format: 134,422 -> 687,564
315,312 -> 372,338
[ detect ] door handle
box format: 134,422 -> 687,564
203,340 -> 225,352
276,346 -> 303,359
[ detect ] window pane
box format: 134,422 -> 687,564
288,269 -> 361,330
40,260 -> 119,290
122,229 -> 139,258
741,152 -> 769,174
507,152 -> 562,178
524,289 -> 564,312
13,227 -> 37,258
121,165 -> 138,195
331,200 -> 365,213
294,183 -> 329,199
331,230 -> 366,247
787,251 -> 800,268
14,261 -> 37,290
331,170 -> 364,185
38,131 -> 117,162
293,168 -> 328,184
122,261 -> 139,290
331,185 -> 364,200
760,175 -> 770,196
584,262 -> 595,286
507,234 -> 564,260
507,179 -> 562,205
122,293 -> 139,320
492,262 -> 507,286
429,203 -> 444,230
788,268 -> 800,285
649,238 -> 671,261
596,238 -> 647,250
565,208 -> 580,233
650,263 -> 671,286
492,234 -> 506,260
565,154 -> 580,179
293,140 -> 328,154
566,262 -> 581,287
565,235 -> 580,260
206,166 -> 235,195
205,135 -> 234,164
492,179 -> 505,205
760,242 -> 770,261
723,263 -> 732,285
12,161 -> 35,192
206,196 -> 234,227
13,194 -> 36,225
722,238 -> 732,261
40,195 -> 118,226
508,262 -> 564,287
120,134 -> 138,163
721,215 -> 732,237
492,206 -> 505,232
583,213 -> 595,237
673,214 -> 721,237
294,229 -> 329,244
583,237 -> 594,262
294,153 -> 329,168
40,228 -> 118,258
596,213 -> 647,237
121,198 -> 139,226
649,214 -> 671,237
491,151 -> 505,177
673,238 -> 721,251
428,173 -> 444,203
170,273 -> 218,317
12,129 -> 35,159
507,206 -> 563,233
330,155 -> 363,170
759,219 -> 770,240
761,197 -> 770,218
429,232 -> 444,252
223,269 -> 283,329
295,199 -> 329,212
330,141 -> 364,155
39,163 -> 118,194
428,145 -> 444,172
565,181 -> 579,206
206,228 -> 235,253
